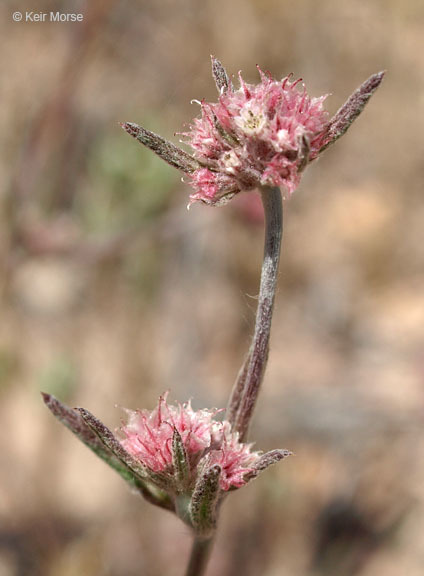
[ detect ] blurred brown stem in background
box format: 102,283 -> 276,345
9,0 -> 117,259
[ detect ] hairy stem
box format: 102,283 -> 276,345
185,537 -> 214,576
226,350 -> 250,425
228,186 -> 283,441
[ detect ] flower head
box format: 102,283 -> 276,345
120,392 -> 216,473
121,58 -> 384,208
43,392 -> 291,535
120,392 -> 260,491
185,68 -> 328,205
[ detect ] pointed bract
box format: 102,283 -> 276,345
77,407 -> 151,481
42,393 -> 116,463
314,71 -> 385,155
190,465 -> 221,536
43,394 -> 173,511
172,427 -> 190,490
211,56 -> 230,94
244,449 -> 293,481
120,122 -> 200,173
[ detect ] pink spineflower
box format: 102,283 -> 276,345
121,57 -> 384,208
42,392 -> 291,536
185,69 -> 328,205
120,393 -> 216,473
120,393 -> 260,491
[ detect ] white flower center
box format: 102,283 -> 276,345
234,102 -> 267,136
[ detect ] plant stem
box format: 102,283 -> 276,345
228,186 -> 283,441
185,537 -> 214,576
184,186 -> 282,576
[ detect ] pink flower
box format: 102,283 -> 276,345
121,58 -> 384,209
121,392 -> 216,473
208,423 -> 258,490
120,393 -> 259,490
43,392 -> 291,534
184,68 -> 328,205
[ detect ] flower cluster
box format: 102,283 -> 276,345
42,392 -> 290,536
185,69 -> 328,205
120,393 -> 259,492
121,57 -> 384,209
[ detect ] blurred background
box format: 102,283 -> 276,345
1,0 -> 423,574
